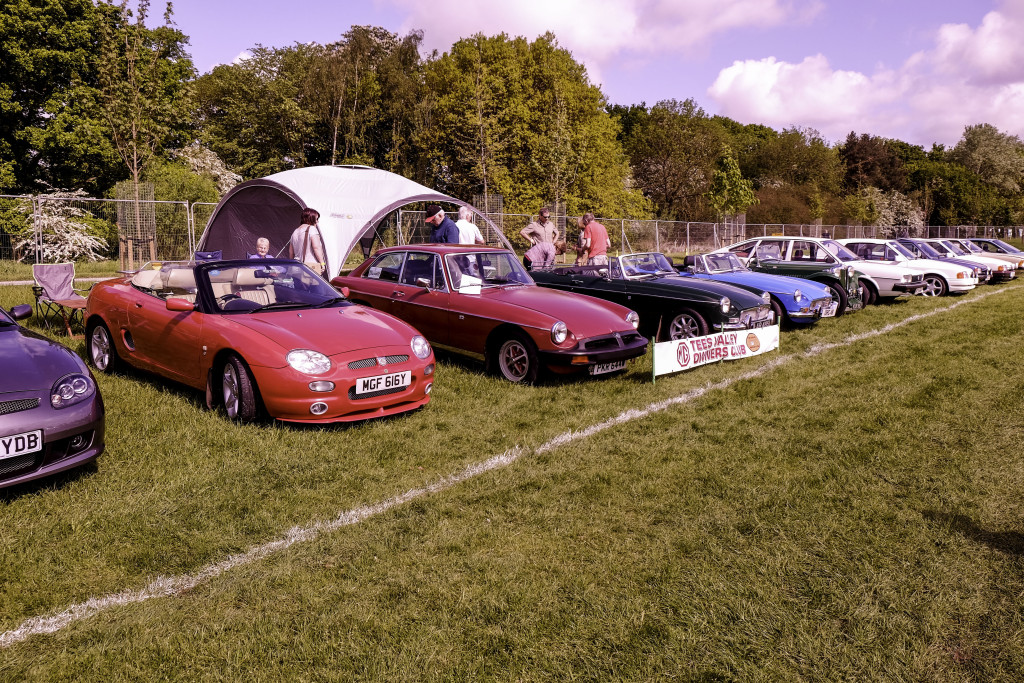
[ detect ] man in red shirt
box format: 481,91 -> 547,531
581,212 -> 609,266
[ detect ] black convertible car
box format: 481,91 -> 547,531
531,252 -> 774,340
1,304 -> 104,489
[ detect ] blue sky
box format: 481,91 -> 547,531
168,0 -> 1022,148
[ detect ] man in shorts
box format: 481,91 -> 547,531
581,212 -> 609,266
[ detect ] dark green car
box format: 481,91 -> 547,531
711,237 -> 864,315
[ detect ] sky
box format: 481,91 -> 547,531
167,0 -> 1024,148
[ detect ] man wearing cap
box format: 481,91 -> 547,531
425,204 -> 460,244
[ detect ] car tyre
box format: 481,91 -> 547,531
825,282 -> 849,316
921,274 -> 947,297
860,279 -> 877,306
664,309 -> 709,341
222,354 -> 260,421
87,321 -> 120,374
769,298 -> 785,326
492,331 -> 540,384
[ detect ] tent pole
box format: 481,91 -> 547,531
397,209 -> 404,246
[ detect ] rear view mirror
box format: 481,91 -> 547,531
166,297 -> 195,312
10,304 -> 32,321
415,277 -> 431,290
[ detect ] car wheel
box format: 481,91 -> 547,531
921,274 -> 947,297
860,279 -> 877,306
87,321 -> 120,373
221,354 -> 259,421
492,331 -> 540,383
769,298 -> 785,326
825,282 -> 849,316
664,309 -> 709,341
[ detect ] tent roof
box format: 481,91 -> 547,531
197,165 -> 507,276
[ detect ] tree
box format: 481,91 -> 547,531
949,123 -> 1024,193
839,132 -> 906,193
95,0 -> 194,237
706,145 -> 757,219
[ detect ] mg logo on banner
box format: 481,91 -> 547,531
653,325 -> 780,379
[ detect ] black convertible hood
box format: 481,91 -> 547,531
0,325 -> 88,394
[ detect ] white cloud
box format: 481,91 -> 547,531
707,1 -> 1024,146
388,0 -> 817,87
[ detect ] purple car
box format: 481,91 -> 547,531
1,304 -> 104,489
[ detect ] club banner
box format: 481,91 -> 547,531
653,325 -> 780,378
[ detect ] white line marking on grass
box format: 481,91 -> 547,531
2,285 -> 1019,649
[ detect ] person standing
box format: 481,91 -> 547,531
519,207 -> 558,268
288,208 -> 326,275
425,204 -> 459,244
455,206 -> 485,245
581,212 -> 609,266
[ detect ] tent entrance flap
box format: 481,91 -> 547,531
200,185 -> 303,259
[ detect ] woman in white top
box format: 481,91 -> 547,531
288,208 -> 326,274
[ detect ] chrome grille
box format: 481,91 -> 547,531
347,354 -> 410,370
0,398 -> 40,416
582,332 -> 642,351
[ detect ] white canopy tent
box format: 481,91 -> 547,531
196,165 -> 509,275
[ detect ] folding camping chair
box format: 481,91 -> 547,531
32,263 -> 91,336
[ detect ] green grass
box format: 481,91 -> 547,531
0,283 -> 1022,679
0,260 -> 122,282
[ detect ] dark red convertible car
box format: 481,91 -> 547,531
85,259 -> 434,423
332,245 -> 648,383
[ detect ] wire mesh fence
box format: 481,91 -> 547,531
2,191 -> 1022,268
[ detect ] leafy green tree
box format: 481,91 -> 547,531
839,132 -> 907,193
95,0 -> 194,206
949,123 -> 1024,193
706,145 -> 757,219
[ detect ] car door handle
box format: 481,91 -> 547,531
135,302 -> 143,308
570,279 -> 584,285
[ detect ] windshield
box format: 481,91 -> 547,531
444,251 -> 534,290
928,241 -> 955,256
821,240 -> 860,262
959,240 -> 984,253
888,242 -> 917,259
989,239 -> 1017,251
621,252 -> 676,276
941,240 -> 969,255
703,252 -> 747,273
201,262 -> 344,312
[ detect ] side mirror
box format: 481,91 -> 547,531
415,277 -> 431,290
166,297 -> 195,312
339,285 -> 350,298
10,304 -> 32,321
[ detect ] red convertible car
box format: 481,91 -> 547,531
85,259 -> 434,423
332,245 -> 648,383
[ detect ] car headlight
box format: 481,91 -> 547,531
411,335 -> 431,359
760,291 -> 770,304
551,321 -> 568,344
626,311 -> 640,329
50,373 -> 95,409
287,349 -> 331,374
720,296 -> 731,314
901,274 -> 911,282
847,266 -> 856,277
793,288 -> 804,301
829,266 -> 841,276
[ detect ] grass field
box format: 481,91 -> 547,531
1,281 -> 1023,680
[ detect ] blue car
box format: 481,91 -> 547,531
677,252 -> 837,325
897,238 -> 993,284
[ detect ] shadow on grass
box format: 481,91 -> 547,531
923,510 -> 1024,555
0,462 -> 99,503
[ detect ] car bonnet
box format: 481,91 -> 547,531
0,325 -> 89,393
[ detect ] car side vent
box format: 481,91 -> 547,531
0,398 -> 40,416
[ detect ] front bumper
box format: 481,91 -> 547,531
1,392 -> 105,489
539,331 -> 648,369
893,282 -> 928,294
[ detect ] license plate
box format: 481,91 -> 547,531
355,370 -> 411,394
750,319 -> 772,328
821,301 -> 838,317
1,429 -> 42,460
589,360 -> 626,375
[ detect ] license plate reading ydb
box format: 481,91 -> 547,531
356,370 -> 411,394
589,360 -> 626,375
1,430 -> 42,460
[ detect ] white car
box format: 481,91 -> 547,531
923,239 -> 1016,282
944,238 -> 1024,271
839,238 -> 978,296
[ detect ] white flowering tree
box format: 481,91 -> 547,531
15,191 -> 110,262
861,187 -> 925,237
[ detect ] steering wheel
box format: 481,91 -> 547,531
217,293 -> 241,305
